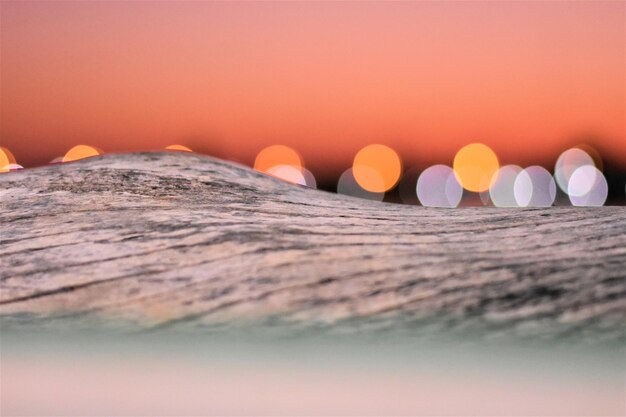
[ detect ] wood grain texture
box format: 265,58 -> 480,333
1,152 -> 624,342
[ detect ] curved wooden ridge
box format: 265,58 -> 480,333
1,152 -> 624,342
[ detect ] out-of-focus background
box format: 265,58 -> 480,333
1,1 -> 624,204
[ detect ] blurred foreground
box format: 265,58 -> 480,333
2,328 -> 624,415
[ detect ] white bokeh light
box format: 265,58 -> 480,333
337,168 -> 385,201
489,165 -> 523,207
301,168 -> 317,189
568,166 -> 608,206
266,165 -> 317,188
266,165 -> 307,186
479,190 -> 491,206
416,165 -> 463,208
566,164 -> 597,198
554,148 -> 595,194
514,166 -> 556,207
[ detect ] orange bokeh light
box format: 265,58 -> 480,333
573,144 -> 603,172
1,147 -> 17,172
453,143 -> 499,192
62,145 -> 103,162
254,145 -> 303,173
165,145 -> 193,152
353,144 -> 402,193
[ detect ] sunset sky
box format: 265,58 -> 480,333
1,1 -> 624,183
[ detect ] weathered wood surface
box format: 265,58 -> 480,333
1,152 -> 624,342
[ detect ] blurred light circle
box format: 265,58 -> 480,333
566,164 -> 597,197
0,146 -> 16,171
165,145 -> 193,152
301,168 -> 317,189
353,144 -> 401,193
267,165 -> 306,185
416,165 -> 463,208
489,165 -> 523,207
62,145 -> 103,162
554,148 -> 595,194
514,171 -> 533,207
479,190 -> 491,206
568,166 -> 607,206
574,143 -> 603,171
1,163 -> 23,172
337,168 -> 385,201
453,143 -> 499,192
49,156 -> 64,164
254,145 -> 303,173
514,166 -> 556,207
266,164 -> 317,188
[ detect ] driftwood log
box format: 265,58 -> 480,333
0,152 -> 624,343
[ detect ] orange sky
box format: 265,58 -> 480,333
1,1 -> 624,181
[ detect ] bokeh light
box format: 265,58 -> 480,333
337,168 -> 384,201
62,145 -> 103,162
478,190 -> 491,206
2,163 -> 24,172
574,144 -> 603,171
568,166 -> 608,206
254,145 -> 303,173
489,165 -> 523,207
0,146 -> 17,173
416,165 -> 463,208
514,166 -> 556,207
267,165 -> 305,185
554,148 -> 596,194
3,139 -> 620,206
266,165 -> 317,188
165,145 -> 193,152
301,169 -> 317,189
567,164 -> 597,198
352,144 -> 401,193
453,143 -> 499,192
